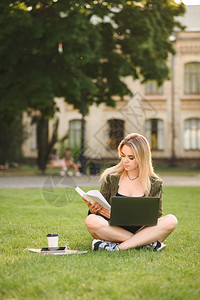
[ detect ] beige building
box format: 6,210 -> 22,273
23,5 -> 200,166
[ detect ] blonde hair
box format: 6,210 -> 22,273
100,133 -> 158,195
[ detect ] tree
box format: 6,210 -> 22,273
0,112 -> 26,165
0,0 -> 185,172
72,0 -> 185,171
0,0 -> 102,172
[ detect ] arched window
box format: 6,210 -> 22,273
184,62 -> 200,94
145,81 -> 163,95
145,119 -> 164,150
69,119 -> 82,148
184,118 -> 200,150
108,119 -> 124,150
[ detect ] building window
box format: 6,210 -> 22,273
184,62 -> 200,94
31,123 -> 37,151
69,119 -> 82,148
184,118 -> 200,150
145,81 -> 163,95
108,119 -> 124,150
145,119 -> 164,150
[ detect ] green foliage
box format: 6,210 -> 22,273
0,0 -> 185,170
0,0 -> 103,117
58,141 -> 67,160
0,113 -> 27,164
113,0 -> 185,84
69,144 -> 82,163
0,186 -> 199,299
0,0 -> 185,115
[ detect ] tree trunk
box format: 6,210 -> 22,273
47,118 -> 59,159
37,114 -> 49,174
80,94 -> 87,174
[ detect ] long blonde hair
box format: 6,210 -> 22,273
100,133 -> 158,195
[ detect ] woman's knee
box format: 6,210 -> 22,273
161,214 -> 178,231
85,214 -> 103,230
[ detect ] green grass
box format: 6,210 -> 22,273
0,164 -> 61,176
154,166 -> 200,177
0,186 -> 200,300
0,164 -> 200,177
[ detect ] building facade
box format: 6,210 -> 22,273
22,5 -> 200,166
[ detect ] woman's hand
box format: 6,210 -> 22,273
82,198 -> 110,219
82,198 -> 102,214
97,207 -> 110,219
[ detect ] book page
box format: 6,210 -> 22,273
75,187 -> 111,211
75,187 -> 85,197
86,190 -> 111,208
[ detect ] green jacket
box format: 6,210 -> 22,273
100,174 -> 163,217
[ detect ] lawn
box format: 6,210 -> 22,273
0,164 -> 200,177
0,186 -> 199,300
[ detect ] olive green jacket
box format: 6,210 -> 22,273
100,174 -> 163,217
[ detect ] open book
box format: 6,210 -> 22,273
75,187 -> 111,211
27,248 -> 87,255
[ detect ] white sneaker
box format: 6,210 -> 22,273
75,172 -> 82,177
67,171 -> 73,176
60,171 -> 65,177
144,241 -> 166,252
92,239 -> 119,251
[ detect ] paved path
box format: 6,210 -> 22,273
0,174 -> 199,189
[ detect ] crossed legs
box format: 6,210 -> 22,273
85,214 -> 178,251
65,160 -> 81,173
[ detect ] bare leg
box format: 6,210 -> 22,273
119,214 -> 178,250
51,159 -> 66,171
73,163 -> 80,173
66,160 -> 80,173
85,214 -> 178,250
85,214 -> 134,242
60,159 -> 67,170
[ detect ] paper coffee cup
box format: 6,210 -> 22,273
47,233 -> 59,249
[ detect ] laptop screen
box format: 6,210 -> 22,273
110,196 -> 160,226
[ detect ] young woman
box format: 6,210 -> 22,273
84,133 -> 178,251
